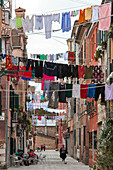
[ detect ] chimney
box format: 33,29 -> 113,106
15,7 -> 26,19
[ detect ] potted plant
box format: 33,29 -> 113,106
107,24 -> 113,38
19,105 -> 24,112
26,96 -> 31,102
14,108 -> 17,113
101,41 -> 107,49
94,46 -> 103,61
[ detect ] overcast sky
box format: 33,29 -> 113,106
12,0 -> 102,56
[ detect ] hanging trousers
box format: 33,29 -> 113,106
43,80 -> 50,98
48,82 -> 59,109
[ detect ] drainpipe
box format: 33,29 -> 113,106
106,38 -> 111,118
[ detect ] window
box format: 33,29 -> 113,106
89,132 -> 92,149
79,128 -> 81,146
74,98 -> 76,114
74,130 -> 76,146
84,40 -> 86,60
94,131 -> 97,149
83,126 -> 86,146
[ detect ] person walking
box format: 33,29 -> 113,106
60,145 -> 68,164
43,144 -> 46,151
41,145 -> 43,151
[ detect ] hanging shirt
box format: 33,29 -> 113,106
80,84 -> 88,99
16,17 -> 22,28
35,15 -> 43,30
43,62 -> 57,76
44,14 -> 60,39
98,3 -> 111,31
91,6 -> 99,23
61,12 -> 71,32
79,9 -> 86,23
78,65 -> 85,79
72,84 -> 80,98
22,16 -> 34,32
84,66 -> 93,79
85,7 -> 92,20
10,18 -> 17,29
105,83 -> 113,100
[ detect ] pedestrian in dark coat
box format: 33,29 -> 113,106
60,145 -> 67,164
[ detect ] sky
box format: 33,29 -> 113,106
12,0 -> 102,56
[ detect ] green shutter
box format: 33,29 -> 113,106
0,0 -> 3,7
14,94 -> 19,110
97,30 -> 101,46
10,85 -> 14,110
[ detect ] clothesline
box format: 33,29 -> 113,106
11,3 -> 112,39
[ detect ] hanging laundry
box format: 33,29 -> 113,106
92,65 -> 104,83
44,14 -> 60,39
79,9 -> 86,23
80,84 -> 88,99
35,15 -> 43,30
71,11 -> 73,17
25,66 -> 32,79
95,84 -> 105,103
16,17 -> 22,28
35,60 -> 43,78
50,54 -> 54,61
65,84 -> 72,98
41,73 -> 55,90
43,62 -> 57,76
73,11 -> 76,17
78,65 -> 85,79
48,82 -> 59,109
10,18 -> 17,29
105,84 -> 113,100
84,66 -> 93,79
98,3 -> 111,31
87,84 -> 96,98
63,52 -> 68,61
22,16 -> 34,32
61,12 -> 71,32
43,80 -> 50,98
40,54 -> 44,60
68,52 -> 75,62
91,6 -> 99,23
6,55 -> 12,69
47,54 -> 50,61
52,13 -> 60,22
59,83 -> 66,103
72,84 -> 80,98
38,116 -> 41,121
57,63 -> 68,79
76,10 -> 80,16
85,7 -> 92,20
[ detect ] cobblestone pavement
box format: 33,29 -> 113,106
9,150 -> 90,170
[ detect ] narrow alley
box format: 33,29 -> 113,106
8,150 -> 89,170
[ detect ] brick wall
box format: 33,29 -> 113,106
37,126 -> 56,137
35,136 -> 55,150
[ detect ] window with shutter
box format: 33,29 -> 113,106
89,132 -> 92,149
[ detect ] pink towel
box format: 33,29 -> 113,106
98,3 -> 111,31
